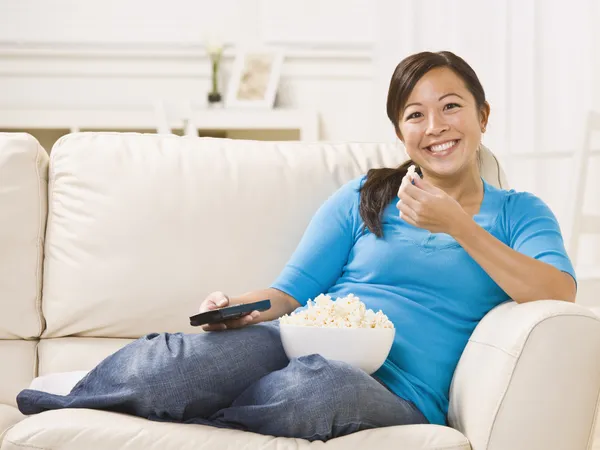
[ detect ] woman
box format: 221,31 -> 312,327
17,51 -> 577,441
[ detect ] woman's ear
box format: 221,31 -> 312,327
479,102 -> 491,132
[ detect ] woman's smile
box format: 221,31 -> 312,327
423,139 -> 461,158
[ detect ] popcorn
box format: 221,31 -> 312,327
407,164 -> 418,182
280,294 -> 394,329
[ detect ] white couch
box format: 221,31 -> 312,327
1,131 -> 600,450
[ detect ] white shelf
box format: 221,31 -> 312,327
0,108 -> 319,142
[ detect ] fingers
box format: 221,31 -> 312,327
399,208 -> 417,227
221,310 -> 261,330
412,173 -> 438,194
397,177 -> 406,198
210,292 -> 229,309
201,322 -> 227,332
199,291 -> 230,332
407,165 -> 419,185
403,180 -> 431,204
398,186 -> 420,211
396,200 -> 417,223
399,166 -> 435,197
201,310 -> 261,332
399,180 -> 425,206
397,175 -> 412,203
397,169 -> 429,226
200,291 -> 229,313
398,166 -> 422,197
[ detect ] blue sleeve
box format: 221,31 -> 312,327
503,191 -> 576,285
270,177 -> 363,306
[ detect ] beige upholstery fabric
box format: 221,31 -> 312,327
0,341 -> 37,407
37,337 -> 133,375
0,133 -> 48,339
3,132 -> 599,450
449,300 -> 600,450
3,409 -> 470,450
41,134 -> 505,339
0,405 -> 23,443
591,308 -> 600,450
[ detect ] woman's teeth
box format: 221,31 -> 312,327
428,140 -> 457,152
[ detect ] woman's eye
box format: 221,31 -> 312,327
444,103 -> 461,110
406,112 -> 422,120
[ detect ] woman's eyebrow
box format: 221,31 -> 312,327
405,93 -> 465,109
439,93 -> 464,101
404,101 -> 422,109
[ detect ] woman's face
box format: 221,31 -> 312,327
397,67 -> 489,179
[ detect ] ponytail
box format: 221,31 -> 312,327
358,161 -> 422,238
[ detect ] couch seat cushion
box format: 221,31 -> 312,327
3,409 -> 470,450
0,404 -> 24,441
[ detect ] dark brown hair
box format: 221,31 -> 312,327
358,51 -> 487,237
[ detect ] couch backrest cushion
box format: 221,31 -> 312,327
37,337 -> 134,375
0,133 -> 48,339
0,341 -> 37,406
42,133 -> 507,338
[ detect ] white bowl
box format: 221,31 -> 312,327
279,323 -> 395,374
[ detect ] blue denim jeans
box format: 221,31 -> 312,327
17,321 -> 428,441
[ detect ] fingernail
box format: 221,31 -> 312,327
217,299 -> 227,306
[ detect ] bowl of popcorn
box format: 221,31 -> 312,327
279,294 -> 395,374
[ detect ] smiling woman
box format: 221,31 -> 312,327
360,51 -> 490,237
15,50 -> 577,443
359,50 -> 575,304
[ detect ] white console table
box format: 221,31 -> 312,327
0,107 -> 319,143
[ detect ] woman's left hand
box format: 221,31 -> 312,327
396,173 -> 469,236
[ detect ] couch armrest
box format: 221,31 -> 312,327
0,404 -> 24,442
0,132 -> 48,339
448,300 -> 600,450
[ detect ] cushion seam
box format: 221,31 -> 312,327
40,140 -> 57,339
466,339 -> 518,358
33,142 -> 46,338
585,382 -> 600,450
33,339 -> 40,381
415,443 -> 471,450
0,419 -> 19,443
5,439 -> 50,450
469,310 -> 600,356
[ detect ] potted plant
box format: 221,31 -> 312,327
205,37 -> 224,106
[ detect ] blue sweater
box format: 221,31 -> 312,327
271,175 -> 576,425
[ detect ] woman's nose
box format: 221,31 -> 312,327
426,113 -> 449,135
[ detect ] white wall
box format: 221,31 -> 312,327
1,0 -> 599,274
374,0 -> 600,271
0,0 -> 375,142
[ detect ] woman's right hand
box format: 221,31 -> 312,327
199,291 -> 261,332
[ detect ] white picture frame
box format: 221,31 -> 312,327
225,47 -> 285,109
